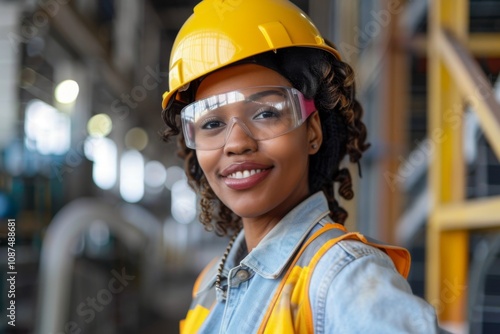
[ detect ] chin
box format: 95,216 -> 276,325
226,205 -> 263,219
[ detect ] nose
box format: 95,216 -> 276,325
223,118 -> 258,155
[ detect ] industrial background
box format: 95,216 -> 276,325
0,0 -> 499,333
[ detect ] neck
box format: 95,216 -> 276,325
241,216 -> 280,251
240,191 -> 312,250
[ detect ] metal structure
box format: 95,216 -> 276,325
36,198 -> 163,334
427,0 -> 500,330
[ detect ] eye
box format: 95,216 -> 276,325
253,107 -> 281,120
200,118 -> 225,130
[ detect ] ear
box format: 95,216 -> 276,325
307,111 -> 323,154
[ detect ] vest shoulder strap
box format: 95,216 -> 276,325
295,224 -> 411,278
258,223 -> 411,334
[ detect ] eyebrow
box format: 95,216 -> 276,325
246,89 -> 286,102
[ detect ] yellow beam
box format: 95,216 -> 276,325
411,33 -> 500,56
426,50 -> 441,314
432,196 -> 500,231
437,28 -> 500,159
468,33 -> 500,56
427,0 -> 468,326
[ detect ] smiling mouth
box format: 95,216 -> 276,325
227,169 -> 268,179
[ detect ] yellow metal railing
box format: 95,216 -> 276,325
427,0 -> 500,329
412,33 -> 500,57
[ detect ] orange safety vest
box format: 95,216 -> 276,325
180,223 -> 411,333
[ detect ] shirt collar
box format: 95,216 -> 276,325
224,191 -> 331,279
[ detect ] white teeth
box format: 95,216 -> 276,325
228,169 -> 264,179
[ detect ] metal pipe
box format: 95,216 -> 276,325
35,198 -> 152,334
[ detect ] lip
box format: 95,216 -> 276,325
220,162 -> 273,190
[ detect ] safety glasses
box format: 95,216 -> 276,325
180,86 -> 316,150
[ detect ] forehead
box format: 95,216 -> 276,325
195,64 -> 291,100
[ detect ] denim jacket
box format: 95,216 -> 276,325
184,192 -> 441,333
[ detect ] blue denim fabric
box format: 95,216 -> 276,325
194,192 -> 441,333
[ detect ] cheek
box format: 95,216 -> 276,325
286,127 -> 310,153
196,151 -> 220,182
269,130 -> 310,167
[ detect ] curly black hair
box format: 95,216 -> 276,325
161,47 -> 369,236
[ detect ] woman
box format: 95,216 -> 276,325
161,0 -> 442,332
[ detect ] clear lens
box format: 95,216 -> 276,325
181,86 -> 314,150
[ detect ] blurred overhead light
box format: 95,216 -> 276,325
87,114 -> 112,138
55,79 -> 79,104
84,137 -> 99,161
24,99 -> 71,155
87,137 -> 117,190
144,161 -> 167,188
125,127 -> 148,151
171,179 -> 196,224
120,150 -> 144,203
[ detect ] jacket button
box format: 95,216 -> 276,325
236,269 -> 249,281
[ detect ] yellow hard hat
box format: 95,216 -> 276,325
162,0 -> 341,109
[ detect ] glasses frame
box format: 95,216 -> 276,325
180,86 -> 316,150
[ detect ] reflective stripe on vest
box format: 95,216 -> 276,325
180,223 -> 411,334
180,257 -> 218,333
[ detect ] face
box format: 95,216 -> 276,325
194,64 -> 322,222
